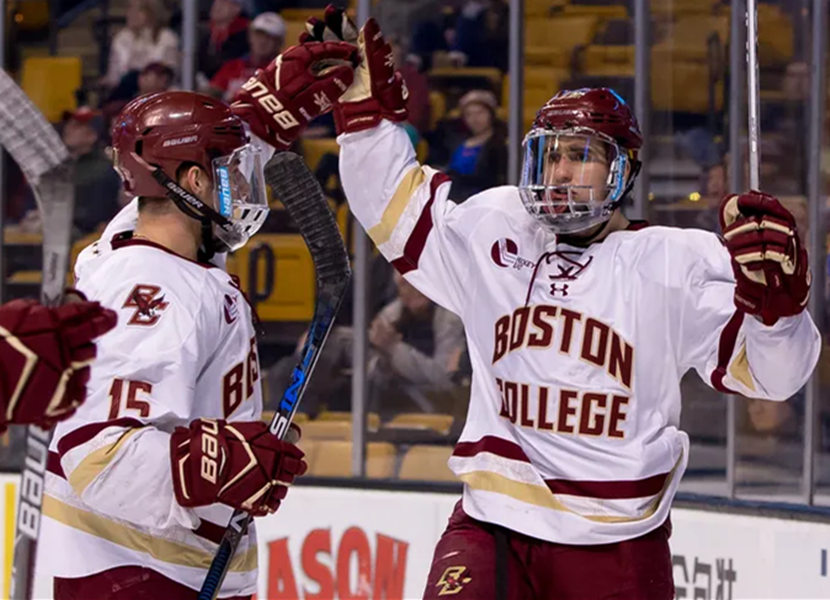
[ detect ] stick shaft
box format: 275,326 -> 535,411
746,0 -> 761,189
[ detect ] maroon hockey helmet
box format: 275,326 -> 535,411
519,88 -> 643,235
111,91 -> 269,251
532,87 -> 643,154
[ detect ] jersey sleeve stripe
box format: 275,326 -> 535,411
56,417 -> 145,458
710,309 -> 744,393
367,166 -> 427,246
67,428 -> 142,496
390,173 -> 451,275
42,494 -> 258,572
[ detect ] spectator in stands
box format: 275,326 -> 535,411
450,0 -> 508,70
264,254 -> 397,416
367,272 -> 465,418
198,0 -> 250,81
209,12 -> 285,102
446,89 -> 506,201
103,0 -> 179,89
60,108 -> 122,237
408,3 -> 459,71
137,61 -> 175,94
100,62 -> 175,137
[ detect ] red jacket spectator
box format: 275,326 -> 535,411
210,12 -> 285,101
198,0 -> 250,79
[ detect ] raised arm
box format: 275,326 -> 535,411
678,193 -> 820,399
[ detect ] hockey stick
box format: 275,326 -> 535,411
746,0 -> 761,189
0,69 -> 75,600
198,151 -> 350,600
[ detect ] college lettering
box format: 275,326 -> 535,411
496,378 -> 629,439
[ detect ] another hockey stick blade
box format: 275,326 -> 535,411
198,152 -> 350,600
0,70 -> 76,600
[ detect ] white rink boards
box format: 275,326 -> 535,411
0,474 -> 826,599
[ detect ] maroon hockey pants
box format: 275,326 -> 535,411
422,500 -> 674,600
54,565 -> 252,600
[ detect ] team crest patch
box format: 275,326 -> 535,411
490,238 -> 534,270
123,284 -> 169,326
436,565 -> 472,596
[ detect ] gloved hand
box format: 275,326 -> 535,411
231,41 -> 357,149
0,297 -> 117,430
301,5 -> 408,134
719,191 -> 811,325
170,419 -> 307,516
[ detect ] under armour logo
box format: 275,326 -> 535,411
550,283 -> 569,297
313,91 -> 332,112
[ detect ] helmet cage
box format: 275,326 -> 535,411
519,126 -> 634,235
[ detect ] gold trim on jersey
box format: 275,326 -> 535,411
42,495 -> 257,572
367,166 -> 426,246
458,454 -> 680,523
728,342 -> 756,392
0,324 -> 38,422
67,428 -> 143,496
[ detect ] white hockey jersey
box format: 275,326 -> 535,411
339,121 -> 821,545
36,201 -> 262,596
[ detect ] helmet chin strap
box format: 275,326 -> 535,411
150,166 -> 232,259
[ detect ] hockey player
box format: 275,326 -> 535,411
37,41 -> 357,599
301,10 -> 820,599
0,297 -> 116,430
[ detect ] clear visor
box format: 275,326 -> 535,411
519,130 -> 627,234
211,143 -> 269,251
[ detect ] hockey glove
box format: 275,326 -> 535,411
170,419 -> 307,516
230,41 -> 357,150
719,190 -> 811,326
0,297 -> 117,431
301,6 -> 408,134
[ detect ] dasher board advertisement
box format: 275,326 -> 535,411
0,476 -> 826,598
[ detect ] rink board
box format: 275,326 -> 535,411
0,475 -> 828,599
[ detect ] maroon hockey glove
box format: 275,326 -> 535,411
230,41 -> 357,150
719,191 -> 811,326
170,419 -> 307,516
301,7 -> 408,134
0,298 -> 117,431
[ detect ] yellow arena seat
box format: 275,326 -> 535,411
316,411 -> 381,431
300,137 -> 340,174
304,440 -> 397,478
302,420 -> 353,440
283,19 -> 307,46
226,233 -> 315,322
562,4 -> 627,19
21,56 -> 82,123
525,15 -> 599,53
428,90 -> 447,131
582,45 -> 635,77
398,445 -> 456,482
385,413 -> 454,435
